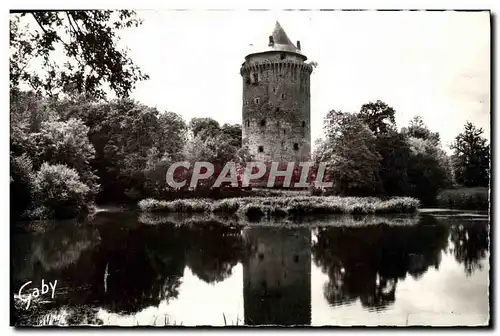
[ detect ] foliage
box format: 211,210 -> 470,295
188,117 -> 221,139
436,187 -> 489,210
450,122 -> 490,188
30,163 -> 92,219
138,196 -> 420,217
28,118 -> 99,193
221,123 -> 242,148
10,94 -> 100,219
10,153 -> 35,218
375,130 -> 411,196
401,116 -> 441,147
319,110 -> 382,196
315,102 -> 462,204
158,112 -> 188,161
183,121 -> 250,190
10,10 -> 148,99
356,101 -> 411,197
357,100 -> 396,136
406,136 -> 452,205
401,117 -> 454,204
10,90 -> 60,133
54,98 -> 189,201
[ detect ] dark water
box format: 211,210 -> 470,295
11,210 -> 490,326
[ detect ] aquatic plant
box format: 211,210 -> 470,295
138,196 -> 420,218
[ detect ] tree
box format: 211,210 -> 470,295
28,118 -> 99,195
188,117 -> 221,139
357,100 -> 396,136
10,10 -> 148,99
31,163 -> 92,219
406,138 -> 450,204
221,123 -> 242,148
375,130 -> 411,196
82,100 -> 186,200
10,153 -> 34,219
402,117 -> 452,204
158,112 -> 188,161
451,122 -> 490,187
357,100 -> 411,196
40,97 -> 188,201
10,90 -> 59,134
319,110 -> 382,196
401,116 -> 440,147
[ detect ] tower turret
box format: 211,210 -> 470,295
240,21 -> 313,163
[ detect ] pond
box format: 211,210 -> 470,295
11,209 -> 490,327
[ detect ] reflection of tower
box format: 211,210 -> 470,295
242,227 -> 311,326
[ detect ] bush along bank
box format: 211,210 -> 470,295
138,196 -> 420,219
436,187 -> 489,210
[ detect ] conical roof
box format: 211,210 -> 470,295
270,21 -> 298,53
245,20 -> 306,60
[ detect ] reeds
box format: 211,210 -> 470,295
436,187 -> 489,210
138,196 -> 420,218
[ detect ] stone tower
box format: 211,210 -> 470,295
240,21 -> 313,162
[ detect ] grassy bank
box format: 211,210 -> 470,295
436,187 -> 489,210
138,196 -> 420,218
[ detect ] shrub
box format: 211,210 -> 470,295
30,163 -> 92,219
28,119 -> 99,197
139,195 -> 420,218
211,198 -> 240,213
436,188 -> 489,210
138,198 -> 169,212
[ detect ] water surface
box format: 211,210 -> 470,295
11,210 -> 490,326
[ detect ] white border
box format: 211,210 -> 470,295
2,0 -> 498,335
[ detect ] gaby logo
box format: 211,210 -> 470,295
165,161 -> 333,189
17,280 -> 58,309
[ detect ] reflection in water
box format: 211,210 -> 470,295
242,227 -> 311,326
11,223 -> 101,283
185,221 -> 244,284
312,217 -> 450,311
11,212 -> 490,326
448,221 -> 489,276
95,220 -> 186,314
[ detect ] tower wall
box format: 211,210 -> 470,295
240,53 -> 313,162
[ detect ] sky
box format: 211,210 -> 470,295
115,10 -> 490,151
17,9 -> 491,151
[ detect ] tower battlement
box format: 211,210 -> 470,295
240,60 -> 313,77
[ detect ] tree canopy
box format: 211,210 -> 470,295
451,122 -> 490,187
319,110 -> 382,196
10,10 -> 148,99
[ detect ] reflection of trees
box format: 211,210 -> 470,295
11,223 -> 101,289
449,220 -> 489,276
184,221 -> 244,284
11,212 -> 188,318
312,216 -> 449,311
11,223 -> 102,327
94,216 -> 186,315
